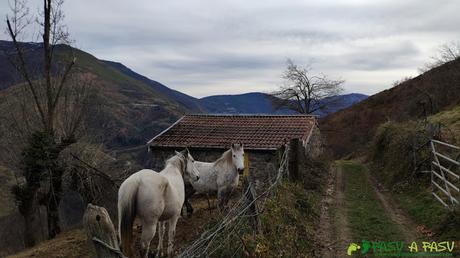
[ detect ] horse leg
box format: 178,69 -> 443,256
206,193 -> 211,210
218,187 -> 230,211
156,221 -> 165,257
140,218 -> 158,258
184,183 -> 196,217
217,189 -> 224,211
167,215 -> 179,257
185,198 -> 194,218
225,188 -> 234,207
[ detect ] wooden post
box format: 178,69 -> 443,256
83,204 -> 126,258
288,138 -> 299,181
242,177 -> 261,234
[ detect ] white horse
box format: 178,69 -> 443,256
185,143 -> 245,211
118,149 -> 199,258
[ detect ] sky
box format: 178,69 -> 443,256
1,0 -> 459,98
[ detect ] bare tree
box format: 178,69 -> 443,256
419,41 -> 460,73
392,76 -> 413,87
4,0 -> 94,245
272,59 -> 344,114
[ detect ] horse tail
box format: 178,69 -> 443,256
118,177 -> 139,257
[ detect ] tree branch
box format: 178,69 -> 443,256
6,18 -> 47,127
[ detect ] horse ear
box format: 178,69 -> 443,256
231,143 -> 235,149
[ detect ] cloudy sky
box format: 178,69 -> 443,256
1,0 -> 459,97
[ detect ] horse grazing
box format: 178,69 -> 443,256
118,149 -> 200,258
184,143 -> 245,213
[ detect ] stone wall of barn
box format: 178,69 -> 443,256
304,124 -> 323,159
284,126 -> 323,184
246,150 -> 279,190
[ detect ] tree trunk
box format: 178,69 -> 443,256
83,204 -> 125,258
22,199 -> 46,247
47,203 -> 61,239
46,168 -> 63,239
23,208 -> 37,247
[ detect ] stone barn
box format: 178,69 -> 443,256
147,114 -> 321,190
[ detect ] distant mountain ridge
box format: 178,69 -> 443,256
199,92 -> 293,114
199,92 -> 367,117
0,40 -> 367,150
98,60 -> 367,116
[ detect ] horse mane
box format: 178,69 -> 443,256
165,153 -> 185,172
215,149 -> 232,166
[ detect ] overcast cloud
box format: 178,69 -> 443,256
1,0 -> 459,97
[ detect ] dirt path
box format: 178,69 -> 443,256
317,161 -> 425,258
366,171 -> 422,242
333,163 -> 353,257
316,164 -> 351,258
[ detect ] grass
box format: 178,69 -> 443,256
395,189 -> 447,229
429,104 -> 460,143
6,228 -> 93,258
340,161 -> 404,242
388,183 -> 460,241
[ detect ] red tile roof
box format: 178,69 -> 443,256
148,114 -> 317,150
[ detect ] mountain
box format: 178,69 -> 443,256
199,92 -> 367,116
310,93 -> 368,117
199,92 -> 293,114
0,41 -> 45,90
102,60 -> 204,112
0,41 -> 198,149
321,58 -> 460,157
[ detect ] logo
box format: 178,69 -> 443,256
346,240 -> 456,256
347,243 -> 361,256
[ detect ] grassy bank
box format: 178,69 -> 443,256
205,181 -> 321,258
369,107 -> 460,242
253,182 -> 320,257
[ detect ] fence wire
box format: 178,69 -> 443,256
177,145 -> 290,258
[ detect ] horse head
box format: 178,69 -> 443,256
231,143 -> 245,174
175,149 -> 200,181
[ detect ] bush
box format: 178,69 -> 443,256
370,121 -> 431,191
241,182 -> 320,257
